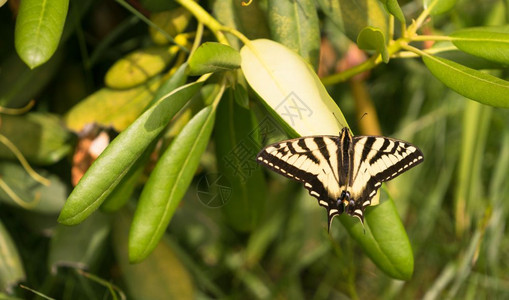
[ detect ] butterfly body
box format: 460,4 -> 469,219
256,127 -> 424,230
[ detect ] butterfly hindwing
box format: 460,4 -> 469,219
256,136 -> 343,210
350,135 -> 424,211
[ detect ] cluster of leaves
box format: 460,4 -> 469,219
1,0 -> 509,299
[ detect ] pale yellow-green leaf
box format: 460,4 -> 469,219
149,7 -> 191,45
105,47 -> 175,89
240,39 -> 347,137
65,77 -> 161,132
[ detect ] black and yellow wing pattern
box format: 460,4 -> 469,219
256,127 -> 424,230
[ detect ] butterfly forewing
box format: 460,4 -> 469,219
350,136 -> 424,208
256,136 -> 343,208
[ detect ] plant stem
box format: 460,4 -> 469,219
189,22 -> 204,58
321,55 -> 378,85
411,35 -> 454,42
175,0 -> 229,45
407,0 -> 439,37
0,178 -> 40,209
400,43 -> 431,58
394,45 -> 457,58
0,134 -> 50,186
220,26 -> 252,47
0,100 -> 34,114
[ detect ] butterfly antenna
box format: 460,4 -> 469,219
359,112 -> 368,122
331,112 -> 346,129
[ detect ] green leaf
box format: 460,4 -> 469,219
267,0 -> 321,69
0,220 -> 25,294
0,52 -> 62,107
0,162 -> 67,214
379,0 -> 405,25
48,213 -> 111,272
114,210 -> 194,299
14,0 -> 69,68
58,71 -> 202,225
148,62 -> 189,108
100,143 -> 154,212
240,39 -> 347,137
357,26 -> 389,63
432,41 -> 501,70
129,101 -> 218,262
0,113 -> 73,165
216,90 -> 267,232
188,42 -> 241,75
450,26 -> 509,65
422,55 -> 509,108
232,82 -> 249,109
316,0 -> 388,43
149,8 -> 192,45
105,47 -> 177,89
424,0 -> 457,15
65,77 -> 162,132
340,196 -> 414,280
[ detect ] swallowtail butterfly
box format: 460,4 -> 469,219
256,127 -> 423,231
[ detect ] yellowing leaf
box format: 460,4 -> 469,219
65,77 -> 161,132
240,39 -> 347,137
105,47 -> 175,89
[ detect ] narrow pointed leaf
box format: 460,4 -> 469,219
148,61 -> 189,108
100,142 -> 154,212
58,69 -> 202,225
129,104 -> 217,262
432,41 -> 501,70
216,91 -> 267,232
357,26 -> 389,63
422,55 -> 509,108
15,0 -> 69,68
188,42 -> 241,75
450,26 -> 509,65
